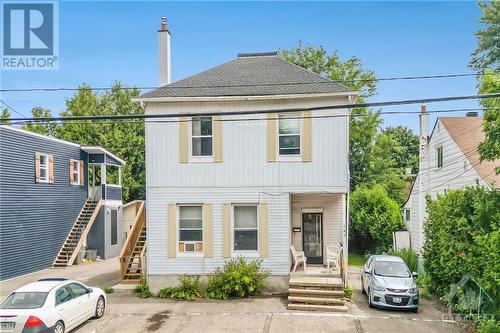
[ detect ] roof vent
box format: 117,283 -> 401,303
237,52 -> 277,58
466,111 -> 478,117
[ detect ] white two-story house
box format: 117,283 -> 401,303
136,18 -> 357,294
403,107 -> 499,253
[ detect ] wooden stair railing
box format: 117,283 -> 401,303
67,200 -> 102,266
53,199 -> 102,268
119,200 -> 146,283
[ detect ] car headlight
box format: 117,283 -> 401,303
409,287 -> 418,294
372,284 -> 385,292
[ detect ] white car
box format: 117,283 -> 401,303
0,278 -> 106,333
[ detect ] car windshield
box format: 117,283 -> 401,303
374,261 -> 410,278
0,292 -> 48,309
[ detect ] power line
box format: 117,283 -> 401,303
0,72 -> 496,93
0,99 -> 26,118
3,93 -> 500,123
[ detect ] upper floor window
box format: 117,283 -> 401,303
278,114 -> 301,156
191,117 -> 213,157
70,160 -> 80,185
178,205 -> 203,253
436,146 -> 443,168
39,154 -> 49,182
233,205 -> 258,252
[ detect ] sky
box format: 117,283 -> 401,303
0,1 -> 485,133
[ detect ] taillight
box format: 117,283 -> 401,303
24,315 -> 44,327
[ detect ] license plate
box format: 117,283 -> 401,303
392,297 -> 402,303
0,322 -> 15,330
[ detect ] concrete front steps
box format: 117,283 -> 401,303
287,276 -> 348,312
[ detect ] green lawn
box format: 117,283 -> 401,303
348,253 -> 366,267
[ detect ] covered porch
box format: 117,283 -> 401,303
82,146 -> 126,202
287,192 -> 348,312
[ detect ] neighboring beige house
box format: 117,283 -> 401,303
403,108 -> 499,253
134,18 -> 357,303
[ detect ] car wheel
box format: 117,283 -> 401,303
53,321 -> 64,333
94,296 -> 105,318
368,289 -> 374,308
361,277 -> 367,295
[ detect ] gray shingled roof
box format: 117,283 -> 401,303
139,53 -> 353,99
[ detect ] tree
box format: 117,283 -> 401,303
350,185 -> 404,253
383,126 -> 419,174
1,107 -> 11,125
22,107 -> 57,136
470,1 -> 500,71
477,71 -> 500,174
56,83 -> 145,201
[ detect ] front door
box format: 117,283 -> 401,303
302,212 -> 323,264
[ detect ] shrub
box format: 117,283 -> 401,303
477,319 -> 500,333
423,186 -> 499,316
135,276 -> 153,299
102,286 -> 113,294
344,285 -> 353,300
350,185 -> 404,253
157,275 -> 203,301
387,248 -> 418,273
415,274 -> 432,299
205,257 -> 270,299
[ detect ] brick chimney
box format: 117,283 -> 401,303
158,17 -> 171,86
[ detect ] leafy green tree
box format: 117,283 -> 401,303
477,71 -> 500,174
1,107 -> 11,125
350,185 -> 404,253
56,83 -> 145,201
22,107 -> 57,136
383,126 -> 419,174
470,1 -> 500,71
423,186 -> 499,314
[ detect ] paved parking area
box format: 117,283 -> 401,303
0,264 -> 463,333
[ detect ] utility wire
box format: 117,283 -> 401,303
0,99 -> 26,118
3,93 -> 500,123
5,107 -> 499,127
0,72 -> 496,93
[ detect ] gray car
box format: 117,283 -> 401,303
361,255 -> 419,312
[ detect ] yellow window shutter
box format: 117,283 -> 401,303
203,204 -> 213,258
179,117 -> 189,163
48,155 -> 55,184
168,204 -> 177,258
259,203 -> 269,258
79,160 -> 85,186
302,111 -> 312,162
267,113 -> 277,162
222,203 -> 231,258
35,152 -> 40,183
213,116 -> 223,163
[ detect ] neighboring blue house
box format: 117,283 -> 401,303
0,126 -> 126,281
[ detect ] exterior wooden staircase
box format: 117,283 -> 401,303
287,275 -> 348,312
119,200 -> 146,284
53,199 -> 102,268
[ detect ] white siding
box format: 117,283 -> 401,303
405,119 -> 488,252
145,96 -> 350,191
146,188 -> 291,275
291,193 -> 345,265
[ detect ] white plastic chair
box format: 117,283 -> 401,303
290,245 -> 307,273
326,244 -> 341,274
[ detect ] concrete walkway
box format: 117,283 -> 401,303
0,258 -> 119,297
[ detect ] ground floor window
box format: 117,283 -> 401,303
179,205 -> 203,253
233,205 -> 258,252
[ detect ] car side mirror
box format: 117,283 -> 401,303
412,272 -> 418,277
86,288 -> 93,294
